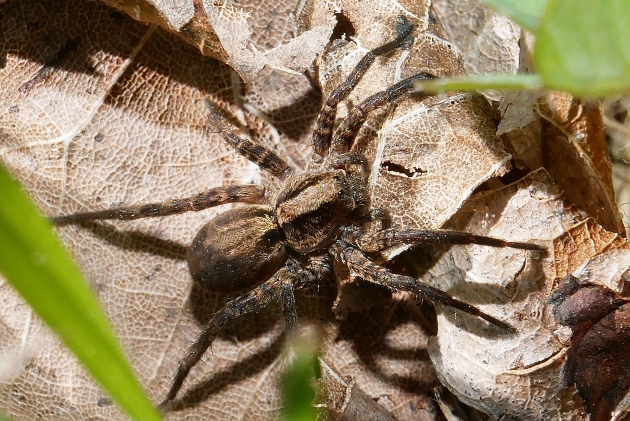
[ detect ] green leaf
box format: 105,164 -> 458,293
479,0 -> 548,30
534,0 -> 630,96
0,164 -> 161,421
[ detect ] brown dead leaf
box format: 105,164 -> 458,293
0,0 -> 308,419
320,360 -> 397,421
433,0 -> 521,77
539,92 -> 625,236
98,0 -> 335,84
425,168 -> 630,419
605,97 -> 630,238
432,2 -> 624,242
3,0 -> 624,420
315,2 -> 512,230
0,0 -> 500,420
423,169 -> 590,420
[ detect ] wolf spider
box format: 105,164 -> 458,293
53,17 -> 545,405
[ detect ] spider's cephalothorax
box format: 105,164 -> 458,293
52,16 -> 545,406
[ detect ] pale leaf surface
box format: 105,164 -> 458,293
2,0 -> 622,420
97,0 -> 336,84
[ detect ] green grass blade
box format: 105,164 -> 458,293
535,0 -> 630,96
0,164 -> 161,421
413,73 -> 543,93
279,330 -> 321,421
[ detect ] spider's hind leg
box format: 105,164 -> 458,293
162,256 -> 332,405
162,262 -> 297,405
331,71 -> 433,154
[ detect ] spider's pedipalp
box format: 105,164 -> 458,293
51,184 -> 267,224
312,15 -> 417,156
294,255 -> 333,291
331,71 -> 434,154
205,99 -> 294,180
357,208 -> 391,226
330,240 -> 514,330
280,260 -> 299,329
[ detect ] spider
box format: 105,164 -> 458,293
52,16 -> 545,406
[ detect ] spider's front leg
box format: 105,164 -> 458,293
331,71 -> 433,155
205,99 -> 294,180
51,184 -> 267,224
313,15 -> 417,156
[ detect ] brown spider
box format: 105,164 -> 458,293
52,16 -> 545,406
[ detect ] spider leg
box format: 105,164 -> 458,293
52,184 -> 267,224
162,261 -> 298,405
205,99 -> 294,180
329,240 -> 513,329
342,226 -> 546,253
313,16 -> 416,156
331,71 -> 433,154
162,254 -> 333,404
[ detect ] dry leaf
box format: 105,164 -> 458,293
0,0 -> 490,419
314,2 -> 511,230
426,169 -> 630,419
0,0 -> 306,419
432,1 -> 625,241
423,169 -> 588,420
605,97 -> 630,238
433,0 -> 521,77
539,92 -> 625,236
2,0 -> 625,420
98,0 -> 335,84
550,239 -> 630,420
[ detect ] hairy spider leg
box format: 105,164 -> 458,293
312,16 -> 416,156
52,96 -> 301,224
205,99 -> 295,180
162,258 -> 315,405
51,184 -> 267,224
331,71 -> 434,154
330,241 -> 514,330
343,225 -> 547,253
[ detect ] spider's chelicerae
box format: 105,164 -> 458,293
53,17 -> 545,405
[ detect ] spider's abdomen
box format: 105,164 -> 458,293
274,170 -> 365,253
188,206 -> 287,293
